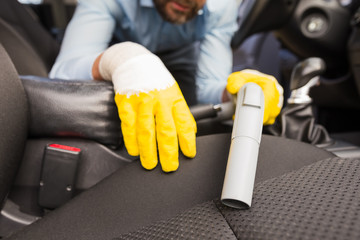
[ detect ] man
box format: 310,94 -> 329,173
50,0 -> 283,172
50,0 -> 239,106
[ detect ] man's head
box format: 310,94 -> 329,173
153,0 -> 206,24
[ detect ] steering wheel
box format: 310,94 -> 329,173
231,0 -> 299,49
232,0 -> 359,76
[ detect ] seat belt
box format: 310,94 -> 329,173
47,0 -> 68,42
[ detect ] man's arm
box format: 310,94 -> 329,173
196,0 -> 238,104
49,0 -> 118,80
196,1 -> 283,125
92,53 -> 104,80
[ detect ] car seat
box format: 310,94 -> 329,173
3,39 -> 358,239
2,82 -> 359,239
0,44 -> 28,209
2,1 -> 360,238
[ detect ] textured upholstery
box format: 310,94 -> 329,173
7,134 -> 334,239
218,157 -> 360,239
0,45 -> 28,207
117,201 -> 237,240
117,157 -> 360,239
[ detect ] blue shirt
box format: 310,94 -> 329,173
49,0 -> 238,104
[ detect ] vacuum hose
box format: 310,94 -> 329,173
221,82 -> 264,209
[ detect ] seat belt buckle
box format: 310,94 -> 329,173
38,144 -> 81,209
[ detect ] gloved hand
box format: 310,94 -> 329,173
98,42 -> 197,172
226,69 -> 283,125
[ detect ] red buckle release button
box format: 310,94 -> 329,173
48,144 -> 81,152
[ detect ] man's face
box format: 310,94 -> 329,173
153,0 -> 206,24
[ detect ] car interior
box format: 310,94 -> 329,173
1,0 -> 360,239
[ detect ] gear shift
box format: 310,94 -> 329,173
278,57 -> 333,146
287,57 -> 325,104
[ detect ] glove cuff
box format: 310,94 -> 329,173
99,42 -> 151,81
99,42 -> 175,96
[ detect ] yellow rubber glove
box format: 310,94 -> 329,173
99,42 -> 196,172
227,70 -> 283,125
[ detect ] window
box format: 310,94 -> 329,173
18,0 -> 43,4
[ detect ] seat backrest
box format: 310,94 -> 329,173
0,0 -> 60,75
0,44 -> 29,208
0,18 -> 48,77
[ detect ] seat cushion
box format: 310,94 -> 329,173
117,157 -> 360,239
7,134 -> 334,239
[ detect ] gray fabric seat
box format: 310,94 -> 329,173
0,44 -> 28,209
1,30 -> 358,239
118,157 -> 360,240
2,2 -> 359,239
6,133 -> 335,239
